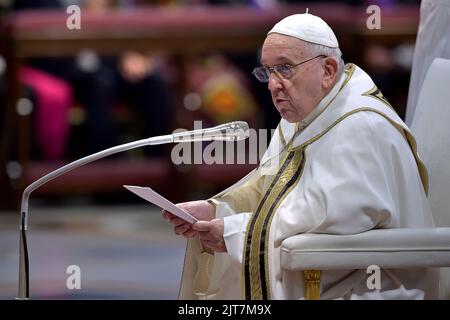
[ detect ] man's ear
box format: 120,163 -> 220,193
322,57 -> 338,90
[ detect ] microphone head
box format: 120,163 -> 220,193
173,121 -> 249,142
206,121 -> 249,141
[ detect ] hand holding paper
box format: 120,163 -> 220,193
123,185 -> 198,224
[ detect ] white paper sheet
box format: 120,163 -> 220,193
123,185 -> 198,224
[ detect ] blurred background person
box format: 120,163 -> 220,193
11,0 -> 172,159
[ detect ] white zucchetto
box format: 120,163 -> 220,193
268,13 -> 339,48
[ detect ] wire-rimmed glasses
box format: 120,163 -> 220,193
252,55 -> 326,83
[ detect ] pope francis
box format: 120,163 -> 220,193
163,13 -> 438,300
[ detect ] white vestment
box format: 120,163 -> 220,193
179,64 -> 438,300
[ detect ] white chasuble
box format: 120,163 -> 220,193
178,64 -> 439,300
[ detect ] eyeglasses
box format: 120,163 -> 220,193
252,55 -> 326,83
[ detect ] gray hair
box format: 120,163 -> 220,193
302,41 -> 345,78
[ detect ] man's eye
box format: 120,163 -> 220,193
278,65 -> 291,74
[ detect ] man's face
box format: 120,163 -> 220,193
261,33 -> 325,123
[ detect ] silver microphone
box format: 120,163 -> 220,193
172,121 -> 249,143
17,120 -> 250,299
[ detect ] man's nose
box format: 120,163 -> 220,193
268,72 -> 283,91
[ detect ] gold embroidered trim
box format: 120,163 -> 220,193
362,85 -> 394,110
263,149 -> 306,299
241,150 -> 290,299
242,148 -> 304,299
291,107 -> 428,193
304,270 -> 321,300
278,125 -> 287,147
341,63 -> 355,90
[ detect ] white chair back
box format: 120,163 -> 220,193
410,58 -> 450,299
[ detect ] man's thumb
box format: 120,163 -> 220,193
192,221 -> 211,232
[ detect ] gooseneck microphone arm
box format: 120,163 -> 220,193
17,135 -> 172,299
17,121 -> 249,299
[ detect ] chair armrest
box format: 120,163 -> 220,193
281,228 -> 450,271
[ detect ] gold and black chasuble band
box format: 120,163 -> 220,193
243,148 -> 305,300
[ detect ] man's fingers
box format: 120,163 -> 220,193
163,211 -> 188,228
183,229 -> 198,238
177,225 -> 197,238
162,211 -> 175,220
163,202 -> 218,242
170,217 -> 187,227
175,223 -> 191,235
